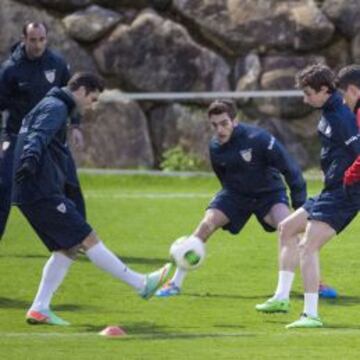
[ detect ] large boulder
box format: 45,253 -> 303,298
322,0 -> 360,38
14,0 -> 91,11
148,103 -> 212,167
0,0 -> 97,72
63,5 -> 123,42
240,55 -> 325,119
254,117 -> 309,168
173,0 -> 335,55
73,90 -> 154,168
93,11 -> 230,92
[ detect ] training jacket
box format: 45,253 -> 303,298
12,87 -> 76,205
318,91 -> 360,190
0,43 -> 71,135
209,123 -> 307,209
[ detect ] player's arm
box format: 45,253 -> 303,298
339,113 -> 360,186
0,63 -> 18,111
262,133 -> 307,209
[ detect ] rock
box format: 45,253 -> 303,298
242,55 -> 325,119
93,11 -> 230,92
72,90 -> 154,168
148,103 -> 211,167
63,5 -> 123,42
173,0 -> 334,55
0,0 -> 97,73
254,117 -> 309,168
14,0 -> 91,12
351,34 -> 360,64
322,0 -> 360,38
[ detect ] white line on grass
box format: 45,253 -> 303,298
2,329 -> 360,339
84,192 -> 213,199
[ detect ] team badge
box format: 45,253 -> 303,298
318,116 -> 332,137
240,148 -> 252,162
56,202 -> 67,214
44,69 -> 56,83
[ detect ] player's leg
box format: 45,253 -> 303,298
156,208 -> 229,297
81,232 -> 172,299
256,206 -> 308,313
286,219 -> 335,328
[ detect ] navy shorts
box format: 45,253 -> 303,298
19,196 -> 93,251
303,187 -> 359,234
208,189 -> 289,234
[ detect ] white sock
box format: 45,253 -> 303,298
273,271 -> 295,300
171,267 -> 187,288
30,252 -> 73,312
304,293 -> 319,318
86,242 -> 145,291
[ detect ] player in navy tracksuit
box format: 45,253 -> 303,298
156,99 -> 311,298
13,73 -> 172,325
0,22 -> 85,240
260,64 -> 360,329
337,64 -> 360,185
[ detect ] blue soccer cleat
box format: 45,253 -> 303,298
319,283 -> 338,299
155,281 -> 181,297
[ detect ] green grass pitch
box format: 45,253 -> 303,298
1,173 -> 360,359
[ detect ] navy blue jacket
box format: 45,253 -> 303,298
319,91 -> 360,190
12,87 -> 76,205
209,124 -> 307,209
0,43 -> 71,135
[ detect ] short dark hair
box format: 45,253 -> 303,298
207,99 -> 237,120
68,72 -> 105,94
295,64 -> 336,93
336,64 -> 360,90
22,22 -> 48,37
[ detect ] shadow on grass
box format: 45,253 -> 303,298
291,291 -> 360,306
184,292 -> 273,300
0,253 -> 168,267
0,297 -> 30,309
0,297 -> 98,312
80,321 -> 253,341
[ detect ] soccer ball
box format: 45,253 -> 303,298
169,235 -> 205,271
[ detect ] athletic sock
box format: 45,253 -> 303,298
30,252 -> 73,312
273,271 -> 295,300
304,293 -> 319,318
171,267 -> 187,288
86,241 -> 145,291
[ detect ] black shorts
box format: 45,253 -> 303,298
303,187 -> 359,234
208,189 -> 289,234
19,196 -> 92,251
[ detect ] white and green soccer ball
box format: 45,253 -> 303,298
170,235 -> 205,271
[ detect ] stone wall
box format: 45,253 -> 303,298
1,0 -> 357,169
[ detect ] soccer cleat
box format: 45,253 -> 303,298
255,298 -> 290,313
26,309 -> 70,326
139,262 -> 173,300
319,283 -> 338,299
286,313 -> 323,329
155,281 -> 181,297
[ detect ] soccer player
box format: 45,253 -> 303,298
156,99 -> 309,300
12,72 -> 172,325
0,21 -> 86,240
258,64 -> 360,329
336,65 -> 360,191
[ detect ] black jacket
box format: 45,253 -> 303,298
209,123 -> 307,209
12,87 -> 76,205
0,43 -> 70,135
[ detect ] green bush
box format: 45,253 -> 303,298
160,146 -> 205,172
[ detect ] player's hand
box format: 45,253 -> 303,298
70,126 -> 84,150
15,157 -> 37,183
